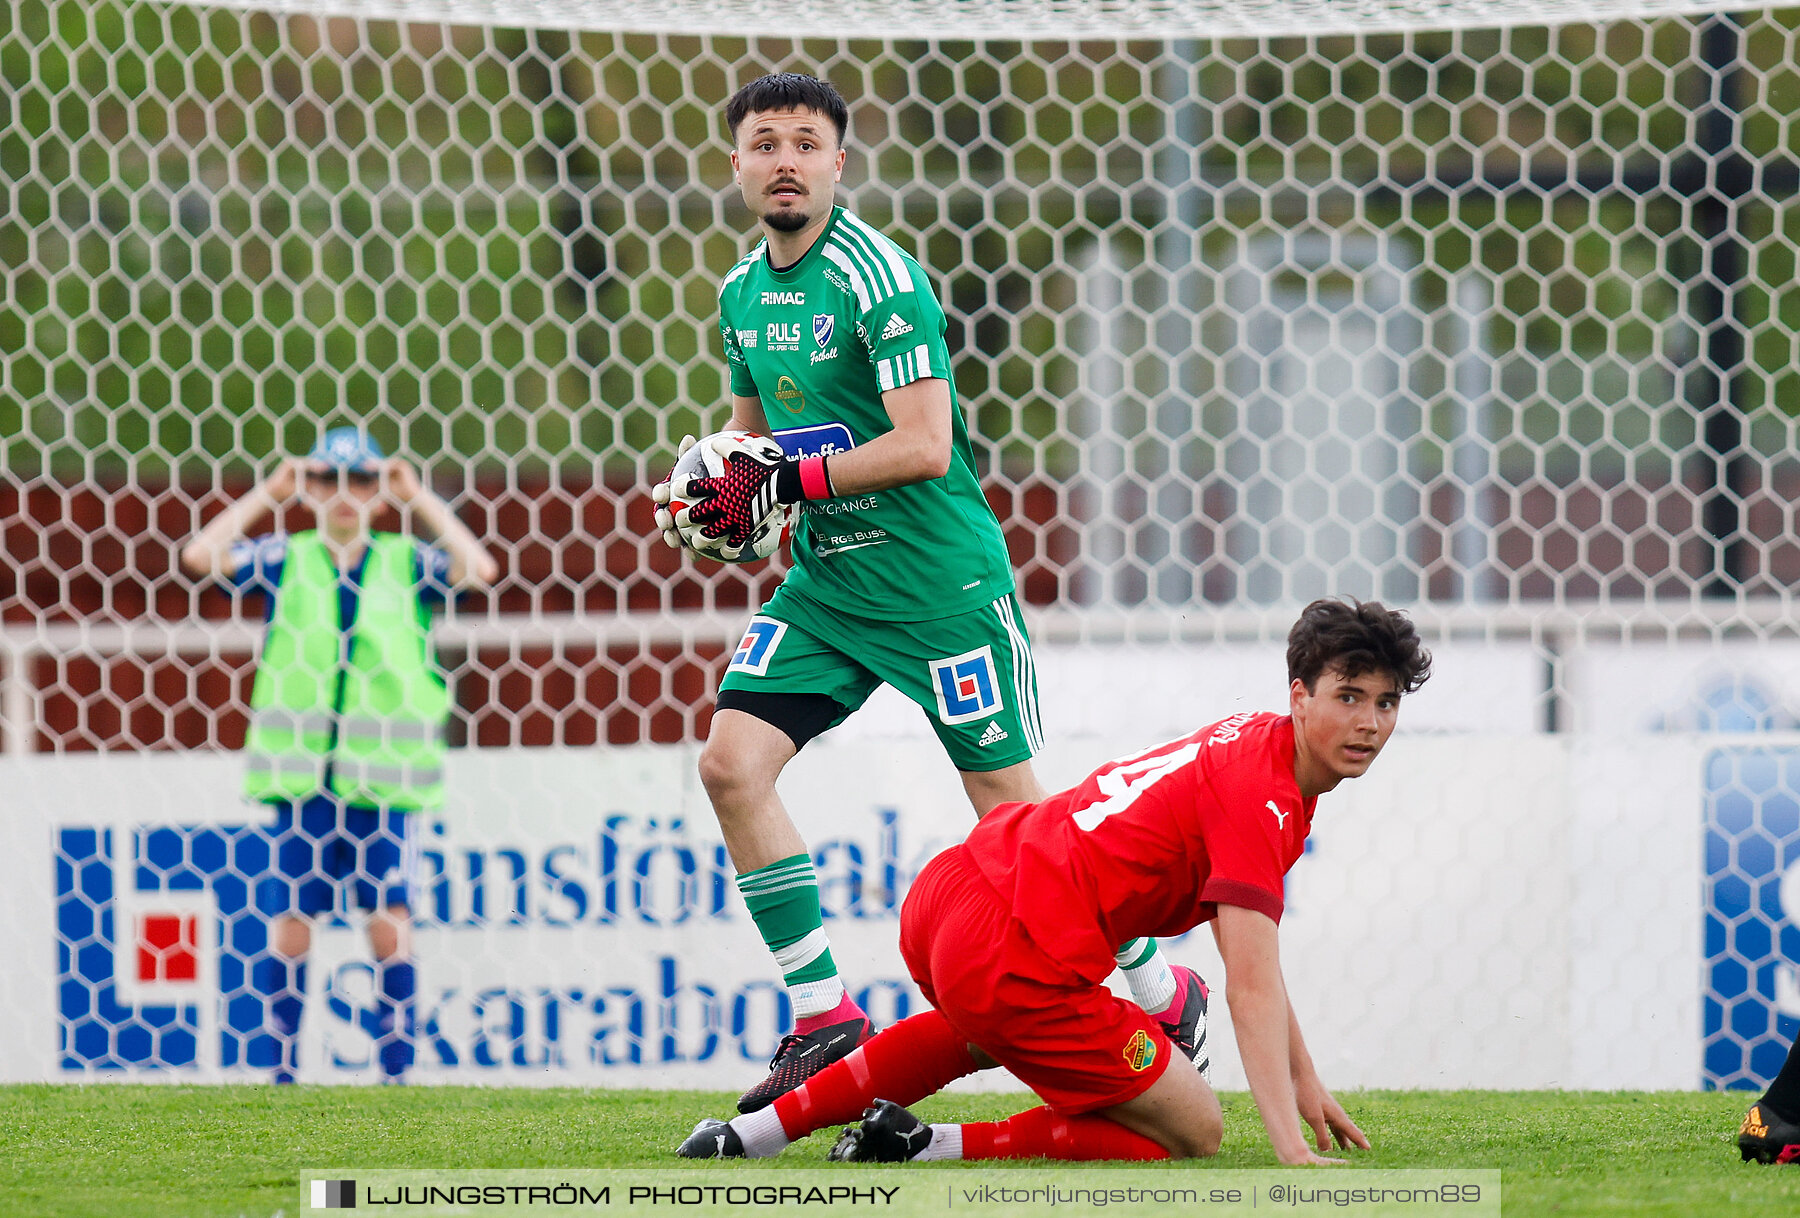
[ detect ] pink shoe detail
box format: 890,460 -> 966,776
794,991 -> 865,1038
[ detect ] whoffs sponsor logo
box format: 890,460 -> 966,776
773,422 -> 854,460
55,810 -> 932,1078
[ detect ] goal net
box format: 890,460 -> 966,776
4,0 -> 1799,1091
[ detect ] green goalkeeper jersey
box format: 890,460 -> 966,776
719,205 -> 1015,622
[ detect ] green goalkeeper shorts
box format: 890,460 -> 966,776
716,587 -> 1043,772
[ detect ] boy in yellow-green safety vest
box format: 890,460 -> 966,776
180,428 -> 498,1082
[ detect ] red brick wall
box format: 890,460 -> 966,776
1,463 -> 1763,752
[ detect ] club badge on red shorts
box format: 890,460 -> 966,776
1123,1029 -> 1157,1072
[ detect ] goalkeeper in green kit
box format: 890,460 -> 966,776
651,72 -> 1203,1115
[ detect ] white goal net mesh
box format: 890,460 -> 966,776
6,0 -> 1800,1089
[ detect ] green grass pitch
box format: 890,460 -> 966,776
2,1085 -> 1797,1216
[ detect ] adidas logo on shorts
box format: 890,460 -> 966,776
880,315 -> 914,340
977,721 -> 1009,747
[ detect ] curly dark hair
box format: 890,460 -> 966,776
725,73 -> 850,145
1286,598 -> 1433,695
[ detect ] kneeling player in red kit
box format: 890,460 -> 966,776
678,597 -> 1432,1165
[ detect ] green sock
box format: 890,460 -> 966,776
737,853 -> 844,1019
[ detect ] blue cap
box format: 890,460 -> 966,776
307,427 -> 387,473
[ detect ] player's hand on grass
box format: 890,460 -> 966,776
1310,1100 -> 1368,1155
1280,1147 -> 1350,1167
1323,1101 -> 1369,1153
1267,1124 -> 1347,1166
651,435 -> 697,549
1295,1076 -> 1369,1155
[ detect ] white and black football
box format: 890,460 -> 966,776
660,430 -> 795,564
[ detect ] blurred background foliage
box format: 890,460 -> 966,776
3,1 -> 1799,484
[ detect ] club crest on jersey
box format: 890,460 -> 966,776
930,647 -> 1003,725
813,314 -> 834,347
1123,1029 -> 1157,1072
728,617 -> 787,676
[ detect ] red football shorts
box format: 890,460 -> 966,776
898,844 -> 1173,1114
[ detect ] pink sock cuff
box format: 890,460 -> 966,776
793,990 -> 864,1036
1150,964 -> 1193,1019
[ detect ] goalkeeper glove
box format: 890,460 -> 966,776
684,438 -> 835,549
651,434 -> 697,549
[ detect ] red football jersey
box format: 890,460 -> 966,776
959,711 -> 1316,983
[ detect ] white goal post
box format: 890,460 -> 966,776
163,0 -> 1757,39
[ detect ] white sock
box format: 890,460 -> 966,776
915,1123 -> 964,1161
732,1107 -> 792,1159
788,976 -> 847,1021
1115,939 -> 1177,1014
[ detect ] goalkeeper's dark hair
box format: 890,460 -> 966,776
1286,598 -> 1432,695
725,73 -> 850,145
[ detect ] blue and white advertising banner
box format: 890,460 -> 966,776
1572,644 -> 1800,1091
0,732 -> 1709,1090
1701,745 -> 1800,1089
16,743 -> 997,1087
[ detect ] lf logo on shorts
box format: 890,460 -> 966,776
930,647 -> 1002,725
1123,1029 -> 1157,1072
728,618 -> 787,676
